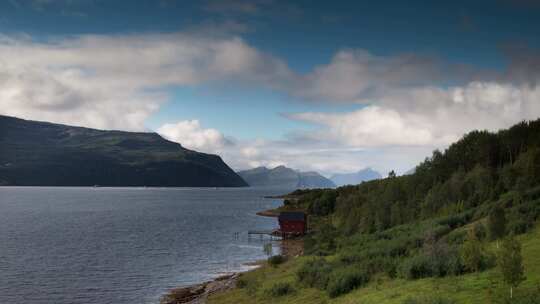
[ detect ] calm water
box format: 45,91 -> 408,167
0,187 -> 289,304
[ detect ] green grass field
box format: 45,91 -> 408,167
209,225 -> 540,304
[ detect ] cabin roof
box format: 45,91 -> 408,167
278,211 -> 306,221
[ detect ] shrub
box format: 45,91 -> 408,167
507,218 -> 531,235
265,282 -> 294,297
296,258 -> 332,289
236,276 -> 259,295
366,255 -> 399,278
446,229 -> 467,245
473,222 -> 487,240
236,277 -> 248,288
268,255 -> 286,267
399,254 -> 432,279
305,223 -> 338,256
326,268 -> 370,298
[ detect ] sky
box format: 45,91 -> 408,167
1,0 -> 540,176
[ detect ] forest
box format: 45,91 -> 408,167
210,118 -> 540,304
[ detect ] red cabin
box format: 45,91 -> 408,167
278,211 -> 307,237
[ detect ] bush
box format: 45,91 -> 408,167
400,244 -> 463,280
236,277 -> 248,288
473,222 -> 487,240
507,218 -> 532,235
446,229 -> 467,245
305,223 -> 338,256
365,255 -> 399,278
399,254 -> 432,279
265,282 -> 294,297
268,255 -> 286,267
326,268 -> 370,298
236,276 -> 259,295
296,258 -> 332,289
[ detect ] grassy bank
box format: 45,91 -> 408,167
210,225 -> 540,304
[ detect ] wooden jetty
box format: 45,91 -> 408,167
247,230 -> 280,240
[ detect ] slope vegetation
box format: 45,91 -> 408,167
211,118 -> 540,303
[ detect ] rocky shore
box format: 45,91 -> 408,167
160,273 -> 241,304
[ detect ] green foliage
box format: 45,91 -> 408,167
326,268 -> 369,298
399,254 -> 433,280
488,206 -> 507,241
304,222 -> 338,256
308,190 -> 338,216
236,275 -> 259,295
497,236 -> 526,295
473,222 -> 488,240
296,258 -> 332,289
402,296 -> 456,304
264,282 -> 294,297
280,119 -> 540,299
461,229 -> 485,273
267,255 -> 287,267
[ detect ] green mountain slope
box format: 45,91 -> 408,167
0,115 -> 247,187
210,118 -> 540,303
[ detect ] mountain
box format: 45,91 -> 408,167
330,168 -> 382,186
0,115 -> 247,187
237,166 -> 335,188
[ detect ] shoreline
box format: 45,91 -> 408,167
160,204 -> 285,304
160,191 -> 304,304
159,238 -> 305,304
160,261 -> 264,304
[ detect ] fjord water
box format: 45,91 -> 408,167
0,187 -> 287,304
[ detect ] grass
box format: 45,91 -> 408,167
209,225 -> 540,304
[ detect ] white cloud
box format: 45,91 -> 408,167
157,120 -> 229,153
287,82 -> 540,153
0,32 -> 291,130
289,106 -> 440,147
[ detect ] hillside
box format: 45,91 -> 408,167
0,115 -> 247,187
330,168 -> 382,186
210,118 -> 540,303
237,166 -> 335,188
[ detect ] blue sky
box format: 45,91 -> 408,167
1,0 -> 540,174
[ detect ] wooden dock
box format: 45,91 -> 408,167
247,230 -> 280,239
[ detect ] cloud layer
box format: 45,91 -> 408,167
1,29 -> 539,175
0,32 -> 290,130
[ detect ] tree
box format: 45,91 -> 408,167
497,236 -> 526,299
488,206 -> 506,246
461,228 -> 484,273
388,170 -> 397,178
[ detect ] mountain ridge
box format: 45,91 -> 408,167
330,167 -> 382,186
0,115 -> 247,187
237,165 -> 335,188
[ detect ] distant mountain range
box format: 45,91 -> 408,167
0,115 -> 247,187
237,166 -> 335,188
330,168 -> 382,186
